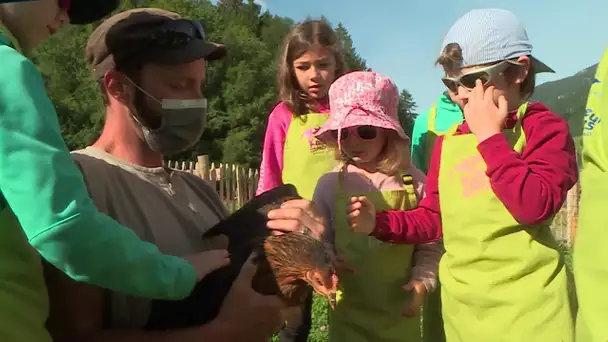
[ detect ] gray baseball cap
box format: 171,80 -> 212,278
440,8 -> 554,73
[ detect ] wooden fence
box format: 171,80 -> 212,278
167,154 -> 580,245
166,155 -> 259,212
551,181 -> 580,246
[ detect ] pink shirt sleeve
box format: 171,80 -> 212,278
256,102 -> 293,196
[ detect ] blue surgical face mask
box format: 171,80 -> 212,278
127,78 -> 208,156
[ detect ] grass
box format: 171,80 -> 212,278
271,295 -> 329,342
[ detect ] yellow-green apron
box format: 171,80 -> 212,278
423,103 -> 446,342
329,166 -> 421,341
574,47 -> 608,342
438,103 -> 573,342
282,113 -> 337,200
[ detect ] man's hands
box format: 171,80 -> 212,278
183,249 -> 230,281
266,199 -> 326,240
462,79 -> 509,143
212,253 -> 285,341
346,196 -> 376,235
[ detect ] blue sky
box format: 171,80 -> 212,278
226,0 -> 607,111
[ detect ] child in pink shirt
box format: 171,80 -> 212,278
256,19 -> 347,201
256,18 -> 347,341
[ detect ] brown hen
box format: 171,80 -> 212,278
144,184 -> 338,330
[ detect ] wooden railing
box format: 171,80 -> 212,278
166,155 -> 259,212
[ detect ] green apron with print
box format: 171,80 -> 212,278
282,113 -> 337,200
329,167 -> 421,342
437,103 -> 573,342
574,47 -> 608,342
423,102 -> 446,342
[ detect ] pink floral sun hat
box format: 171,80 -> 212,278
314,71 -> 408,148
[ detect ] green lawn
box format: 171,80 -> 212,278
271,295 -> 329,342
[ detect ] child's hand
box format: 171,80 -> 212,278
402,280 -> 427,317
462,79 -> 509,143
346,196 -> 376,235
183,249 -> 231,280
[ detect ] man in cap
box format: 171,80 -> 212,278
0,1 -> 230,342
44,8 -> 326,341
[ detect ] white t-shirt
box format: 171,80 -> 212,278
70,146 -> 228,329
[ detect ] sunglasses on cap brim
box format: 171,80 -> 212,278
147,19 -> 207,49
441,60 -> 523,93
331,125 -> 378,141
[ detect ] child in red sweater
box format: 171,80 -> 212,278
347,8 -> 578,342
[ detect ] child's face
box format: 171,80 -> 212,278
444,56 -> 530,111
336,126 -> 387,166
2,0 -> 69,50
292,45 -> 336,100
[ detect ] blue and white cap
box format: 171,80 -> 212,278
440,8 -> 554,73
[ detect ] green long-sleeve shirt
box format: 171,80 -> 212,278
0,28 -> 196,339
410,92 -> 463,173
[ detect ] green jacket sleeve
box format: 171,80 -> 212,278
410,109 -> 430,172
0,45 -> 195,299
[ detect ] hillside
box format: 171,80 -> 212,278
532,63 -> 598,139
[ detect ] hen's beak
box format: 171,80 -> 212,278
327,292 -> 336,309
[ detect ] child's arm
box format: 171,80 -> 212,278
409,240 -> 444,292
402,240 -> 444,317
0,46 -> 196,299
363,138 -> 445,244
477,110 -> 578,225
256,103 -> 292,195
312,173 -> 338,245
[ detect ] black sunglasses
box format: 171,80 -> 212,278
148,19 -> 207,49
441,60 -> 522,93
331,125 -> 378,141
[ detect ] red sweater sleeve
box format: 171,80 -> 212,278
477,108 -> 578,225
371,137 -> 443,244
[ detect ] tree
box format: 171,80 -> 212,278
334,23 -> 368,72
397,89 -> 418,138
30,0 -> 379,168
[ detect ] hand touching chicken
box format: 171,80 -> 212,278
346,196 -> 376,235
183,249 -> 231,280
401,280 -> 427,318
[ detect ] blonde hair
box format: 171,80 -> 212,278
325,129 -> 410,176
277,18 -> 347,116
436,42 -> 536,100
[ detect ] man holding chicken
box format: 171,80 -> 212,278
44,8 -> 327,342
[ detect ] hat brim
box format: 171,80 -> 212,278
68,0 -> 120,25
147,40 -> 227,64
531,56 -> 554,74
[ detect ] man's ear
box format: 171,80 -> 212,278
103,71 -> 132,105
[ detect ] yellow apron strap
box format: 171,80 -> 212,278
401,174 -> 418,209
511,101 -> 529,152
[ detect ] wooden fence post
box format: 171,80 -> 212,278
566,182 -> 580,246
197,155 -> 210,180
